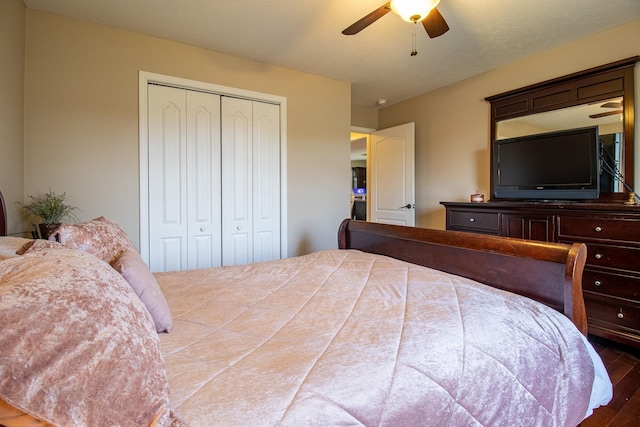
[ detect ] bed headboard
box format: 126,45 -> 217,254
0,191 -> 7,236
338,219 -> 588,335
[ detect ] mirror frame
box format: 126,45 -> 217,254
486,56 -> 639,202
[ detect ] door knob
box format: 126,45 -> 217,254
399,203 -> 414,209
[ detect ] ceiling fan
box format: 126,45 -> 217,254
589,110 -> 623,119
589,98 -> 623,119
342,0 -> 449,38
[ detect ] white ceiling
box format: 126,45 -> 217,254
23,0 -> 640,108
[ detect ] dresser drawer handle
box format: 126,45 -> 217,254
594,226 -> 602,232
469,218 -> 475,222
618,309 -> 624,319
594,280 -> 602,287
594,253 -> 603,260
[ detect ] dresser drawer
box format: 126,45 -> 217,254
558,216 -> 640,242
448,210 -> 499,233
585,294 -> 640,333
583,269 -> 640,301
581,243 -> 640,272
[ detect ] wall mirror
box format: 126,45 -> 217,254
487,56 -> 639,200
497,97 -> 625,192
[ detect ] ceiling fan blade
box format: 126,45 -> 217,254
589,110 -> 623,119
600,101 -> 622,109
342,2 -> 391,35
422,7 -> 449,38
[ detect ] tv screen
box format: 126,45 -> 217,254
493,126 -> 600,200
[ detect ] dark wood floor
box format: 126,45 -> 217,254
579,336 -> 640,426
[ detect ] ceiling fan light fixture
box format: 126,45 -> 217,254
390,0 -> 440,22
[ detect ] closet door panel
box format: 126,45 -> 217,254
187,91 -> 222,269
160,238 -> 183,272
148,85 -> 188,272
253,102 -> 281,262
222,97 -> 253,266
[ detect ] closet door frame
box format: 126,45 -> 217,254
138,71 -> 288,265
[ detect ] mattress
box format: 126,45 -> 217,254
156,249 -> 610,426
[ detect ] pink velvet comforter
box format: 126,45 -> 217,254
156,249 -> 596,426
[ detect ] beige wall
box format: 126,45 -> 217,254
23,10 -> 351,255
351,104 -> 378,130
379,19 -> 640,230
0,0 -> 25,234
12,9 -> 640,247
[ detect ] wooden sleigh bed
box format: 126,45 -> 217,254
0,191 -> 611,426
338,219 -> 589,335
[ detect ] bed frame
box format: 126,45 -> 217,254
0,191 -> 6,237
338,219 -> 588,335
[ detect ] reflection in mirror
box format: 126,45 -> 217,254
496,97 -> 624,192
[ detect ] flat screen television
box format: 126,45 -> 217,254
493,126 -> 600,200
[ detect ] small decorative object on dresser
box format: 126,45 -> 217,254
470,191 -> 484,203
16,190 -> 79,240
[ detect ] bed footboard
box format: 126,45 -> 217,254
338,219 -> 588,334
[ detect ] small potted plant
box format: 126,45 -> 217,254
17,190 -> 79,239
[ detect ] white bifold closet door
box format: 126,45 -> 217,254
147,84 -> 280,272
148,85 -> 222,272
221,97 -> 280,266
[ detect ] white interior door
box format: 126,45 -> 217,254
148,85 -> 222,272
221,97 -> 253,265
252,101 -> 281,263
186,90 -> 222,270
148,85 -> 188,272
221,97 -> 281,266
369,123 -> 415,226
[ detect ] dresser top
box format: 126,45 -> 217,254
440,200 -> 640,213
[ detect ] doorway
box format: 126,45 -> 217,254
350,123 -> 416,226
350,128 -> 370,221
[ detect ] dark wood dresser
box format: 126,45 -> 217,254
441,201 -> 640,348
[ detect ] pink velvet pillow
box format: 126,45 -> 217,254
51,217 -> 137,263
112,249 -> 173,333
0,247 -> 172,426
